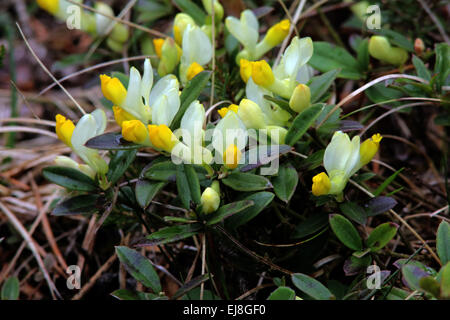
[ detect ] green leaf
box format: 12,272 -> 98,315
263,95 -> 296,116
292,213 -> 328,239
226,192 -> 274,229
299,149 -> 324,170
111,289 -> 165,300
43,166 -> 97,191
144,161 -> 177,181
1,276 -> 19,300
366,222 -> 398,252
176,164 -> 201,209
375,29 -> 414,52
365,196 -> 397,216
374,168 -> 404,196
356,38 -> 369,72
291,273 -> 335,300
173,0 -> 206,25
402,264 -> 429,291
222,172 -> 272,191
170,71 -> 211,130
267,286 -> 295,300
329,214 -> 363,251
412,55 -> 431,82
343,255 -> 372,276
272,163 -> 298,203
52,194 -> 101,216
434,43 -> 450,91
85,132 -> 143,150
115,246 -> 161,293
339,202 -> 367,225
308,42 -> 362,80
365,83 -> 403,106
135,179 -> 166,208
419,276 -> 441,298
308,70 -> 340,103
107,149 -> 137,185
206,200 -> 254,225
441,262 -> 450,299
285,103 -> 324,146
437,221 -> 450,265
240,144 -> 292,172
146,224 -> 203,245
172,274 -> 210,300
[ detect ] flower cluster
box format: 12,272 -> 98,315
47,1 -> 383,213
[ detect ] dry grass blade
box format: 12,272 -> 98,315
0,201 -> 61,299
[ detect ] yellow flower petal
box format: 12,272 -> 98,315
173,25 -> 182,45
264,19 -> 290,47
217,104 -> 238,118
186,62 -> 204,81
100,74 -> 127,106
148,124 -> 178,152
55,114 -> 75,147
113,106 -> 136,127
37,0 -> 59,15
312,172 -> 331,196
239,59 -> 253,83
121,120 -> 149,144
251,60 -> 275,87
153,38 -> 165,58
223,144 -> 242,169
359,133 -> 383,167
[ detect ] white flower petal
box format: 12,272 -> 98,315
324,131 -> 352,174
140,59 -> 154,106
180,101 -> 205,147
91,109 -> 107,136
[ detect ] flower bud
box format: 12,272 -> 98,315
186,62 -> 204,81
148,124 -> 179,152
312,172 -> 331,196
223,144 -> 242,169
289,84 -> 311,113
359,133 -> 382,167
121,120 -> 149,144
201,186 -> 221,214
368,36 -> 408,66
54,156 -> 96,179
100,74 -> 127,106
265,126 -> 288,145
156,38 -> 182,76
202,0 -> 224,21
55,114 -> 75,147
106,38 -> 123,53
251,60 -> 275,88
110,23 -> 129,44
262,19 -> 290,47
173,13 -> 196,45
414,38 -> 425,56
237,99 -> 266,129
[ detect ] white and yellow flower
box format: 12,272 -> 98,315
212,110 -> 248,169
55,110 -> 109,176
171,101 -> 213,164
226,10 -> 290,63
312,131 -> 382,199
179,25 -> 212,84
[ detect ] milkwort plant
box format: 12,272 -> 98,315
17,0 -> 449,300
